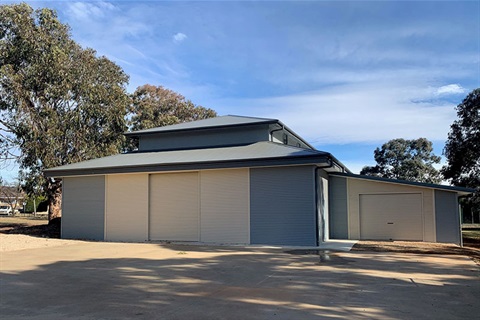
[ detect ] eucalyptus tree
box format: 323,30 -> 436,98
442,89 -> 480,220
0,4 -> 129,221
130,84 -> 217,131
360,138 -> 442,184
126,84 -> 217,150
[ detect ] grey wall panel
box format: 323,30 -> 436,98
139,125 -> 270,151
62,176 -> 105,240
435,190 -> 461,245
250,166 -> 316,246
328,176 -> 348,239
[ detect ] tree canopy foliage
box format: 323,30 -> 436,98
126,84 -> 217,151
0,4 -> 129,220
442,88 -> 480,217
0,4 -> 219,220
360,138 -> 442,184
130,84 -> 217,131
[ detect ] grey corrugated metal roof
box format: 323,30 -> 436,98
125,115 -> 277,136
330,172 -> 475,195
45,142 -> 332,177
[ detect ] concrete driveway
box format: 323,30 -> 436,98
1,241 -> 479,320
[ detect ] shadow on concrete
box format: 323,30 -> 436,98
1,244 -> 479,320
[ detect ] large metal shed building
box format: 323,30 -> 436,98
45,115 -> 472,246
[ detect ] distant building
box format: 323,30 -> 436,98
0,186 -> 26,210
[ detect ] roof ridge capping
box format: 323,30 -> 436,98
125,115 -> 279,136
225,114 -> 278,121
330,172 -> 475,194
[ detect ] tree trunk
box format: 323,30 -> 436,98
48,183 -> 62,222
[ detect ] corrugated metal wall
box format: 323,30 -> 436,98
250,166 -> 317,246
200,169 -> 249,243
105,174 -> 149,241
149,172 -> 200,241
328,176 -> 348,239
139,125 -> 269,151
62,176 -> 105,240
435,190 -> 461,245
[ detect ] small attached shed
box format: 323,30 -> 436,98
329,173 -> 473,245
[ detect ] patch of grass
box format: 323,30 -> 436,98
0,216 -> 48,226
463,229 -> 480,249
0,216 -> 59,238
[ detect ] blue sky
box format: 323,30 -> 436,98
1,0 -> 479,180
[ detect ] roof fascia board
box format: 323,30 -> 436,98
45,155 -> 330,177
330,172 -> 475,194
325,153 -> 351,173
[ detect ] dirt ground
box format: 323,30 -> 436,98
1,216 -> 480,265
1,217 -> 479,319
2,238 -> 479,320
353,240 -> 480,265
0,216 -> 70,252
352,227 -> 480,265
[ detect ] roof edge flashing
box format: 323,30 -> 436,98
330,172 -> 475,194
45,154 -> 331,178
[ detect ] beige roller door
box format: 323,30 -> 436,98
106,174 -> 148,242
360,193 -> 423,241
200,169 -> 249,244
149,172 -> 199,241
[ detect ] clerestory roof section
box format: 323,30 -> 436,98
125,114 -> 316,151
125,115 -> 278,137
45,141 -> 342,177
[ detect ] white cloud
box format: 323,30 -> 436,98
436,84 -> 466,95
64,2 -> 150,42
53,1 -> 473,149
66,1 -> 117,20
173,33 -> 187,44
212,81 -> 458,146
